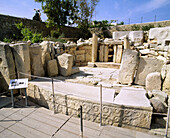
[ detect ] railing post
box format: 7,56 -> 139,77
52,78 -> 55,114
80,105 -> 83,138
100,84 -> 102,126
165,99 -> 170,138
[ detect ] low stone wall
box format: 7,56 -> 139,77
0,14 -> 83,40
27,82 -> 152,129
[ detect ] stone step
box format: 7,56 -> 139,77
88,62 -> 120,69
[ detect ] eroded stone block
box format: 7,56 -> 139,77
118,49 -> 139,85
135,57 -> 164,86
47,59 -> 58,77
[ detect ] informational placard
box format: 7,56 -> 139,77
9,78 -> 28,90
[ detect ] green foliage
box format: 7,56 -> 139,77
142,24 -> 154,31
32,33 -> 43,43
118,21 -> 124,25
3,38 -> 12,43
15,22 -> 24,30
43,33 -> 67,43
21,27 -> 33,41
35,0 -> 79,27
51,30 -> 60,38
131,24 -> 141,31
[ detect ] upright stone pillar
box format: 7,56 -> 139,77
92,33 -> 98,63
124,36 -> 130,49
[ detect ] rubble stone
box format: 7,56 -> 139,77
145,72 -> 161,91
150,98 -> 167,113
57,53 -> 73,76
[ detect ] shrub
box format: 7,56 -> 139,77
131,24 -> 140,31
51,30 -> 60,38
32,33 -> 43,43
142,24 -> 154,31
3,38 -> 12,43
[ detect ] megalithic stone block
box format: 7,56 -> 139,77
0,42 -> 16,91
10,43 -> 31,80
118,49 -> 139,85
29,45 -> 45,77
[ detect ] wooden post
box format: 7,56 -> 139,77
92,33 -> 98,63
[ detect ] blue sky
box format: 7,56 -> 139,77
0,0 -> 170,24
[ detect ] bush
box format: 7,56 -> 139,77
21,27 -> 33,41
131,24 -> 140,31
142,24 -> 154,31
3,38 -> 12,43
32,33 -> 43,43
51,30 -> 60,38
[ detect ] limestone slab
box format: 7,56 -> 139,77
47,59 -> 58,77
29,45 -> 45,77
118,49 -> 139,85
135,57 -> 164,86
0,42 -> 16,92
113,87 -> 151,107
10,43 -> 31,80
149,26 -> 170,45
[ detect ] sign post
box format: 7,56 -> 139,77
9,78 -> 28,107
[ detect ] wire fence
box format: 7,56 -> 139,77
117,13 -> 170,25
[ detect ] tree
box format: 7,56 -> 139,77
76,0 -> 99,38
35,0 -> 79,27
33,9 -> 42,21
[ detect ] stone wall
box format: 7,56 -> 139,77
89,20 -> 170,38
0,14 -> 83,40
27,83 -> 152,129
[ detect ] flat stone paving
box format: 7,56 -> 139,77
0,99 -> 162,138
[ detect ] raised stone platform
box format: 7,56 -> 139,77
27,79 -> 152,129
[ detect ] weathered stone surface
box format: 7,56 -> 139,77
129,31 -> 144,44
10,43 -> 31,80
150,98 -> 167,113
57,53 -> 73,76
116,45 -> 123,63
114,87 -> 151,107
151,90 -> 168,106
29,45 -> 45,77
149,26 -> 170,45
40,41 -> 55,75
145,72 -> 161,91
113,31 -> 129,40
124,37 -> 130,49
0,42 -> 16,91
161,64 -> 170,91
28,82 -> 152,129
135,57 -> 164,86
47,59 -> 58,77
92,33 -> 98,62
71,67 -> 80,75
118,49 -> 139,85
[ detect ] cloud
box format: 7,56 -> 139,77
130,0 -> 170,14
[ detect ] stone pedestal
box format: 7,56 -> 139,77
92,33 -> 98,63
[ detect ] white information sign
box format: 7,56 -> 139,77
9,78 -> 28,90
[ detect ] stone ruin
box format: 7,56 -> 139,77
0,26 -> 170,130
